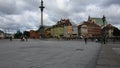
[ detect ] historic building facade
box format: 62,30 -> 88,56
44,16 -> 117,39
44,28 -> 51,38
50,19 -> 72,38
30,30 -> 39,39
88,16 -> 107,27
0,30 -> 4,39
78,16 -> 109,38
78,18 -> 102,38
105,24 -> 115,37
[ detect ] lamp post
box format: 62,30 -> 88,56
102,15 -> 106,44
39,0 -> 45,38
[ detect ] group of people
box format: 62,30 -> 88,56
9,35 -> 28,41
20,35 -> 28,41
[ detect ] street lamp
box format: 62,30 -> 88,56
102,15 -> 106,44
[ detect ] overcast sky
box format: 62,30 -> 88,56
0,0 -> 120,33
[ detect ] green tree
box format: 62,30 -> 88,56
23,31 -> 30,38
14,30 -> 22,38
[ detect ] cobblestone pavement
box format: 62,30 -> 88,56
0,39 -> 101,68
96,43 -> 120,68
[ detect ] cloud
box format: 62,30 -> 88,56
101,0 -> 120,7
0,0 -> 120,33
0,11 -> 40,32
16,0 -> 40,12
0,0 -> 16,15
0,0 -> 40,15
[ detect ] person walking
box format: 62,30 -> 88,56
84,37 -> 87,44
25,35 -> 28,41
10,36 -> 12,41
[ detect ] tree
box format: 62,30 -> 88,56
23,31 -> 30,38
14,30 -> 22,39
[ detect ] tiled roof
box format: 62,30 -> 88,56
56,19 -> 72,26
81,21 -> 101,27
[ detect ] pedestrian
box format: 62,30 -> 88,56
10,36 -> 12,41
25,35 -> 28,41
95,38 -> 98,42
84,37 -> 87,44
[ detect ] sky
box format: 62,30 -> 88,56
0,0 -> 120,33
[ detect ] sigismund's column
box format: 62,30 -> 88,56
39,0 -> 45,27
39,0 -> 45,38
